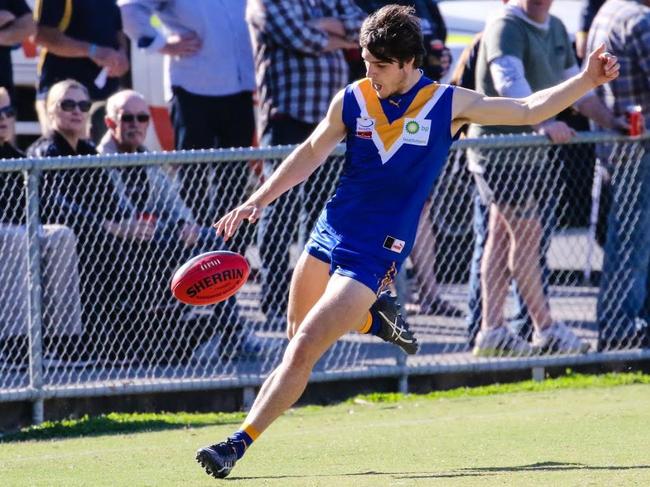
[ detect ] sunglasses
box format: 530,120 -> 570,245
0,105 -> 16,118
59,99 -> 92,113
119,113 -> 150,123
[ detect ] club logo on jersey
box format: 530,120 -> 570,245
356,117 -> 375,139
383,236 -> 405,254
402,118 -> 431,146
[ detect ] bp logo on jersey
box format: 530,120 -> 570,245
402,118 -> 431,146
406,121 -> 420,134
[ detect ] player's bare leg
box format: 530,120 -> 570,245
237,252 -> 329,440
196,274 -> 376,478
245,274 -> 375,431
286,252 -> 331,339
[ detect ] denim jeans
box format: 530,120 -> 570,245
466,188 -> 557,345
597,149 -> 650,350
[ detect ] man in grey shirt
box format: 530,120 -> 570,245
118,0 -> 256,252
467,0 -> 619,357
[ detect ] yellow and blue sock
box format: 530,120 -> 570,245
358,311 -> 381,336
228,423 -> 260,459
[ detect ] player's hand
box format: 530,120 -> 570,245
160,32 -> 202,57
584,43 -> 619,87
213,203 -> 261,241
537,120 -> 576,143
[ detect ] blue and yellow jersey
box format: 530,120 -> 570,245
319,75 -> 455,264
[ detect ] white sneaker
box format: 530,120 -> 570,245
473,326 -> 534,357
532,322 -> 590,354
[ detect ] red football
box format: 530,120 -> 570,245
170,251 -> 250,306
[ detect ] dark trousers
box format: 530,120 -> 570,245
597,150 -> 650,350
171,87 -> 255,253
257,116 -> 331,317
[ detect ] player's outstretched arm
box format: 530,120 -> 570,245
450,44 -> 619,133
214,90 -> 347,240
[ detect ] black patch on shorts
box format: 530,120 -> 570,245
383,236 -> 396,250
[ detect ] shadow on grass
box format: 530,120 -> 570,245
0,412 -> 246,443
230,462 -> 650,481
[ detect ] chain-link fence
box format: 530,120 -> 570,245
1,133 -> 649,424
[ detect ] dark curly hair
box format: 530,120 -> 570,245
359,4 -> 425,68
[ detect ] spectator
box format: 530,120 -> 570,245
467,0 -> 619,356
449,32 -> 483,92
247,0 -> 365,327
0,86 -> 83,366
0,0 -> 35,99
33,0 -> 129,140
587,0 -> 650,350
118,0 -> 257,254
27,79 -> 154,362
348,0 -> 461,317
576,0 -> 605,60
97,89 -> 265,362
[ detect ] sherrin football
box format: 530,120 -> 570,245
170,251 -> 250,305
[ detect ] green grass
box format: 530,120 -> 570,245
1,373 -> 650,486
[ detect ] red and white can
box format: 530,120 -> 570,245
626,105 -> 644,136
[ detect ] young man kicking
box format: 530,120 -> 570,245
196,4 -> 619,478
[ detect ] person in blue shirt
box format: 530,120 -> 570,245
195,5 -> 620,479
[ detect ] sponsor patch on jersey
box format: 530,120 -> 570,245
402,118 -> 431,146
383,236 -> 405,254
356,117 -> 375,139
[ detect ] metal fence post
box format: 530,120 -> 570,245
397,352 -> 408,394
25,168 -> 45,424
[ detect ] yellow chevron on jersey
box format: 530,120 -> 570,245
352,78 -> 447,163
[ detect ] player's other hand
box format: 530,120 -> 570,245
584,43 -> 619,87
213,203 -> 261,241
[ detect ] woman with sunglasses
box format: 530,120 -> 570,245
0,86 -> 84,367
28,79 -> 157,363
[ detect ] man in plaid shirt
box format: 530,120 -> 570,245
587,0 -> 650,350
247,0 -> 366,325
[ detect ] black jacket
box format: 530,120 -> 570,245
27,131 -> 127,234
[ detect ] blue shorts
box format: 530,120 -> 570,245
305,219 -> 398,294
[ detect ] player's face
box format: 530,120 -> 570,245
362,48 -> 412,99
